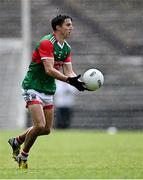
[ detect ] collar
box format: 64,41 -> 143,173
52,32 -> 65,48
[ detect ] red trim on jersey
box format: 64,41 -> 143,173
26,100 -> 42,108
43,104 -> 54,110
64,52 -> 72,63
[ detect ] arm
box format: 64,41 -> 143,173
39,40 -> 68,82
63,63 -> 76,77
43,58 -> 68,82
63,63 -> 86,91
43,58 -> 85,91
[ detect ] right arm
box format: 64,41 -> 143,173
43,58 -> 68,82
39,40 -> 68,82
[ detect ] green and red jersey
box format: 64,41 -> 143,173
22,33 -> 72,95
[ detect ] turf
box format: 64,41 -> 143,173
0,129 -> 143,179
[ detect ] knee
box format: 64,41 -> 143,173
44,128 -> 51,135
34,124 -> 46,134
34,124 -> 51,135
37,126 -> 51,135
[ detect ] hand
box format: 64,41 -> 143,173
66,75 -> 86,91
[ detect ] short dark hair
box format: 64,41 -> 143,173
51,14 -> 72,31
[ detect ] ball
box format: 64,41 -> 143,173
82,69 -> 104,91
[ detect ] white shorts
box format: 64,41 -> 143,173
22,89 -> 54,109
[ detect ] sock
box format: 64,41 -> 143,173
20,150 -> 29,160
16,136 -> 24,145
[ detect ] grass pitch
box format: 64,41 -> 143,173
0,129 -> 143,179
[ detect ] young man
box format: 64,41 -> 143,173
8,14 -> 85,169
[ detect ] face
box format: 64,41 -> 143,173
57,18 -> 74,39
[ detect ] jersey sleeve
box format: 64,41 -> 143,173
64,52 -> 72,64
38,40 -> 54,60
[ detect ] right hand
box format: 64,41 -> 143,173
66,75 -> 86,91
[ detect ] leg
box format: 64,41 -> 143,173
22,104 -> 47,153
43,107 -> 54,134
16,106 -> 54,147
15,104 -> 47,169
17,105 -> 54,168
17,127 -> 33,144
21,106 -> 54,154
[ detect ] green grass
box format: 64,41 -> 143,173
0,129 -> 143,179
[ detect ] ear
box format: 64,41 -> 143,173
56,25 -> 61,31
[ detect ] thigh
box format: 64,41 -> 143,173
44,108 -> 54,129
28,104 -> 46,127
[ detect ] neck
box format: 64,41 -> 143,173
54,31 -> 64,44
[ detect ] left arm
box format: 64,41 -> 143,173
63,63 -> 85,91
63,63 -> 76,77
